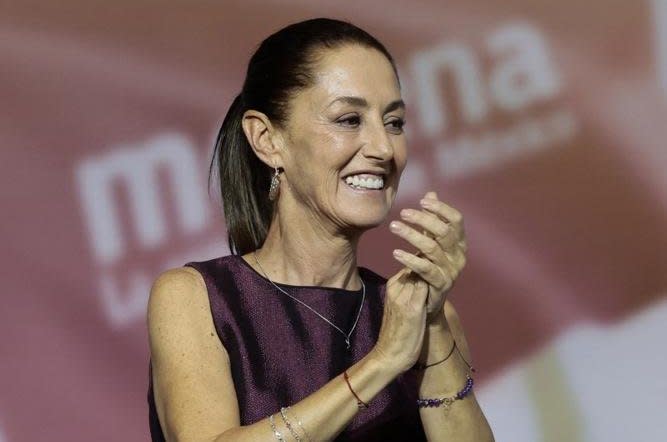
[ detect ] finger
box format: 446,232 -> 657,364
387,266 -> 412,284
392,249 -> 452,292
388,268 -> 415,304
400,208 -> 452,244
418,192 -> 440,243
390,220 -> 445,262
419,198 -> 463,227
424,190 -> 438,201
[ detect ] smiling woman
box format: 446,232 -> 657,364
147,18 -> 493,442
248,44 -> 407,233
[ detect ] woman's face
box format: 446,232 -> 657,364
278,44 -> 408,232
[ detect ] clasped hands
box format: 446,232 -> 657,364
390,191 -> 467,323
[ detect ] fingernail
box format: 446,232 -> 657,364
390,221 -> 402,232
393,249 -> 405,258
400,209 -> 412,218
420,199 -> 432,208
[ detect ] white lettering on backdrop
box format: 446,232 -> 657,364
76,133 -> 207,264
411,22 -> 577,178
76,133 -> 211,327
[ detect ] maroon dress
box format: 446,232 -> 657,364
147,255 -> 426,441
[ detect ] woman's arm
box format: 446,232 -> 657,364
388,192 -> 494,440
148,267 -> 402,442
415,301 -> 494,441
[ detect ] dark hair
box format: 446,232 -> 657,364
210,18 -> 399,255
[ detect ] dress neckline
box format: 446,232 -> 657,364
233,254 -> 365,294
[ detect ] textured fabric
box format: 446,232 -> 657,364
147,254 -> 427,441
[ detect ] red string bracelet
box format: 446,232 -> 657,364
411,340 -> 477,373
343,370 -> 369,409
411,339 -> 456,370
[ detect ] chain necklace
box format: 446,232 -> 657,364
253,252 -> 365,350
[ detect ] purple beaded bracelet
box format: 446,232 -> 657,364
417,374 -> 474,408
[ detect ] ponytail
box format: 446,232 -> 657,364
210,93 -> 273,255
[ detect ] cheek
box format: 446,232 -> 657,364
288,140 -> 346,194
394,141 -> 409,175
307,132 -> 358,176
325,130 -> 358,156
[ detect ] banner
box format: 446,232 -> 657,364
2,1 -> 666,440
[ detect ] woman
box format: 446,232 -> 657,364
147,18 -> 494,441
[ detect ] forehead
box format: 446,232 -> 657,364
303,45 -> 401,108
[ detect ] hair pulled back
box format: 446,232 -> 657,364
211,18 -> 398,255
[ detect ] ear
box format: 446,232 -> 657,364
241,110 -> 284,168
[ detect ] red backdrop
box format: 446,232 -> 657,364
2,1 -> 666,440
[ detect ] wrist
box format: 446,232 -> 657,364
417,349 -> 472,396
366,348 -> 404,378
426,311 -> 448,330
417,326 -> 455,365
417,320 -> 453,364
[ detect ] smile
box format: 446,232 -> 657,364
343,174 -> 385,190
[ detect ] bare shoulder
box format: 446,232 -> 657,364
147,265 -> 233,369
148,266 -> 207,311
147,266 -> 220,351
147,266 -> 239,440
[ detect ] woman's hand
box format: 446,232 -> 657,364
371,268 -> 430,374
389,191 -> 467,322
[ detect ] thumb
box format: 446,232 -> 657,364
408,278 -> 429,309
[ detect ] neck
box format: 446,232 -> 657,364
247,206 -> 362,291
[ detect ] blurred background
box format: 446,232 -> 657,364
2,1 -> 667,440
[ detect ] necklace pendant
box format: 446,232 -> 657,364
253,252 -> 366,355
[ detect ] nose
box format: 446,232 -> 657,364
361,119 -> 394,161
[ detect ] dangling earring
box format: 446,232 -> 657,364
268,166 -> 281,201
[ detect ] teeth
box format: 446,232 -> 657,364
344,174 -> 384,190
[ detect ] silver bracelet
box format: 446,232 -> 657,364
279,406 -> 302,441
283,406 -> 312,442
268,414 -> 286,441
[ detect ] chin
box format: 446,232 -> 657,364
334,185 -> 396,230
341,208 -> 391,231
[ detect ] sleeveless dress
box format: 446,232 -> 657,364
147,255 -> 427,441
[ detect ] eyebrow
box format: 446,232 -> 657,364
328,96 -> 405,114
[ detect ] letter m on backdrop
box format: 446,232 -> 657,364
75,133 -> 208,327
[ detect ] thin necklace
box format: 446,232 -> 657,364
253,252 -> 365,350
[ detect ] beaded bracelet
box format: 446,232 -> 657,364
343,370 -> 369,409
417,374 -> 474,409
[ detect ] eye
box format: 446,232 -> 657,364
337,114 -> 361,127
385,117 -> 406,134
